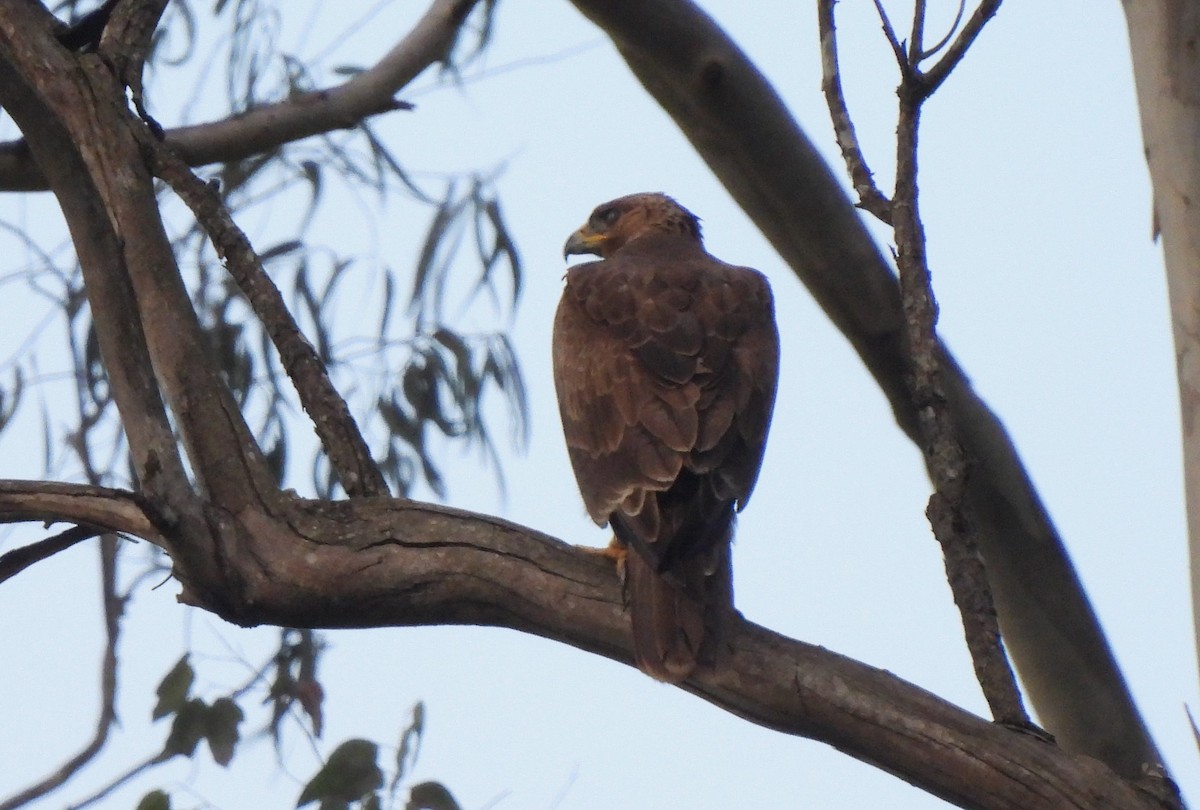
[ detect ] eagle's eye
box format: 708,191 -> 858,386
593,206 -> 620,229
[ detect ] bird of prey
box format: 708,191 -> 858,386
553,192 -> 779,681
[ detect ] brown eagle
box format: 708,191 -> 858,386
553,193 -> 779,681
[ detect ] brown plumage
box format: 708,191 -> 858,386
553,193 -> 779,681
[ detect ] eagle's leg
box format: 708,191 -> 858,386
576,536 -> 629,591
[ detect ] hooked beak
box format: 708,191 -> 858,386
563,226 -> 606,260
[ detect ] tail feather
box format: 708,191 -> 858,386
624,543 -> 733,682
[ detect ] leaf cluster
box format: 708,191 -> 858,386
152,656 -> 245,767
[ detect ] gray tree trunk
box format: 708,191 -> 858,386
1123,0 -> 1200,687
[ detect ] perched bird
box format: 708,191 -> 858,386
553,192 -> 779,681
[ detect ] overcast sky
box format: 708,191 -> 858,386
1,2 -> 1196,809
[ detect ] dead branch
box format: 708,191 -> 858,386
1122,0 -> 1200,699
0,481 -> 160,539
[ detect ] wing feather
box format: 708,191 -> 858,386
552,246 -> 777,543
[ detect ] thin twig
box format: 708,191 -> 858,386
907,0 -> 926,65
871,0 -> 909,74
919,0 -> 1002,97
140,132 -> 390,498
64,753 -> 159,810
919,0 -> 967,62
818,0 -> 892,225
0,524 -> 98,584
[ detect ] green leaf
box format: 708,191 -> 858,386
406,782 -> 462,810
162,698 -> 208,759
205,697 -> 244,766
135,789 -> 171,810
152,656 -> 194,720
297,739 -> 382,808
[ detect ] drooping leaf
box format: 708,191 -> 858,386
259,240 -> 304,263
153,655 -> 194,720
297,739 -> 382,808
390,702 -> 425,793
205,696 -> 244,766
296,676 -> 325,738
162,698 -> 208,759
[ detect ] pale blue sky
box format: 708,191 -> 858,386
0,2 -> 1194,808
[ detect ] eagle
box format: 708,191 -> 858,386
553,192 -> 779,682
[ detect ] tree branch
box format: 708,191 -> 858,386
0,524 -> 99,585
871,0 -> 909,75
882,0 -> 1029,732
97,0 -> 169,128
0,481 -> 159,539
919,0 -> 1003,98
817,0 -> 893,224
0,483 -> 1172,810
0,39 -> 197,520
565,0 -> 1165,781
1121,0 -> 1200,701
143,133 -> 390,499
0,0 -> 481,192
908,0 -> 927,65
0,2 -> 279,520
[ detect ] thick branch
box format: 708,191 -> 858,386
0,481 -> 1168,810
566,0 -> 1162,780
0,0 -> 480,192
0,481 -> 159,540
1122,0 -> 1200,698
0,3 -> 278,516
0,43 -> 198,522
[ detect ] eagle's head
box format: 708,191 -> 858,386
563,193 -> 702,260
